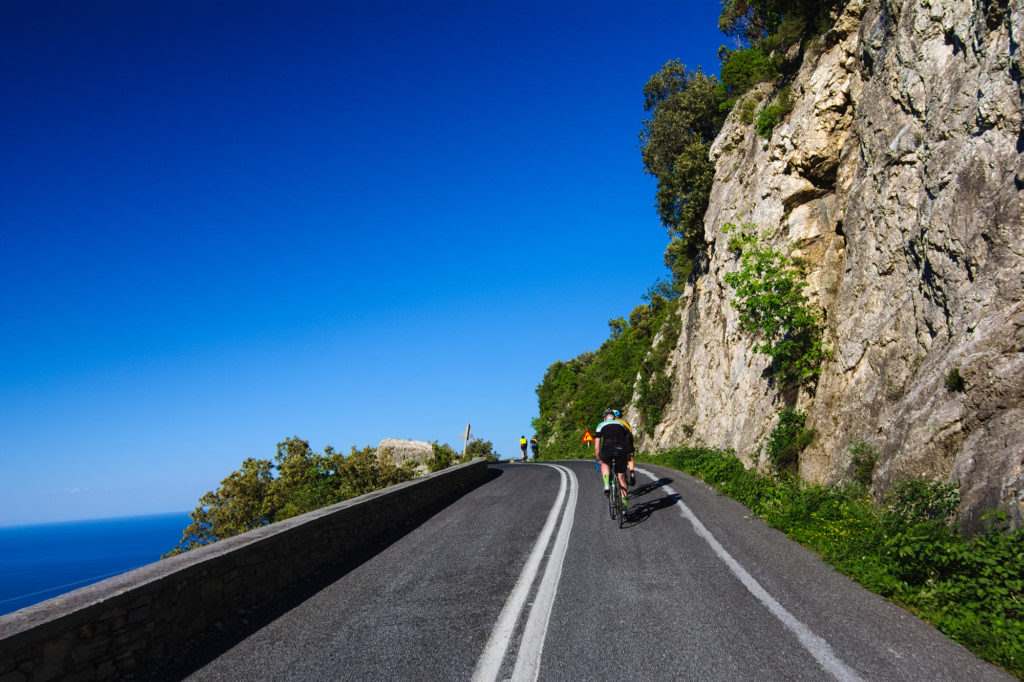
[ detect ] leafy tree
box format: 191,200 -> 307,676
719,0 -> 840,47
270,437 -> 335,521
166,439 -> 416,556
335,445 -> 415,498
463,438 -> 498,462
165,457 -> 276,555
640,60 -> 727,286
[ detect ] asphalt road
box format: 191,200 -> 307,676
184,461 -> 1012,681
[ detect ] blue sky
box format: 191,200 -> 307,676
1,1 -> 727,525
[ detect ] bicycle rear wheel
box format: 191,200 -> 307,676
608,483 -> 617,520
614,485 -> 622,528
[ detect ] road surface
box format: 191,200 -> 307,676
183,461 -> 1011,681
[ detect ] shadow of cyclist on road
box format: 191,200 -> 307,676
621,493 -> 681,527
631,477 -> 673,498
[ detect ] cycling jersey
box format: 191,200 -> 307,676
595,418 -> 634,458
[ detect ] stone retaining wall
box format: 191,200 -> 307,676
0,460 -> 490,681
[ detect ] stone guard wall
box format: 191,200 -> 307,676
0,460 -> 490,681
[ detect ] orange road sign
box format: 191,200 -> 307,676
581,429 -> 594,445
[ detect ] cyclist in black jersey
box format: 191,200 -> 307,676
594,408 -> 635,509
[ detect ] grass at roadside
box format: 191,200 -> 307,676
640,447 -> 1024,678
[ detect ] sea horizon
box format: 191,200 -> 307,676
0,510 -> 190,530
0,511 -> 192,616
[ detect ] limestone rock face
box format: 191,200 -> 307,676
377,439 -> 433,467
628,0 -> 1023,529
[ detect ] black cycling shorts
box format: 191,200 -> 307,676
599,451 -> 631,474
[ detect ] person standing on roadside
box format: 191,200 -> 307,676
519,435 -> 528,462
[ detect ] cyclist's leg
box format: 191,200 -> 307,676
599,458 -> 611,494
614,456 -> 629,507
627,453 -> 637,486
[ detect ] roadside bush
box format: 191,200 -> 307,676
641,447 -> 1024,676
167,439 -> 416,556
885,479 -> 961,526
765,408 -> 814,472
429,442 -> 458,472
849,441 -> 879,487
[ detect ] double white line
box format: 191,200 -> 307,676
472,463 -> 578,682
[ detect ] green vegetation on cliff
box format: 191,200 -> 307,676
723,223 -> 827,388
534,295 -> 678,457
644,447 -> 1024,677
537,4 -> 841,454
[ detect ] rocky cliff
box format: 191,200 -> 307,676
626,0 -> 1023,528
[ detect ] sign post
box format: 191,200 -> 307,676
463,423 -> 472,458
581,429 -> 594,447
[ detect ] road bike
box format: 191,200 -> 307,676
604,458 -> 628,529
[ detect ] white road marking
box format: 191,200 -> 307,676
637,467 -> 865,682
472,464 -> 568,682
510,464 -> 579,682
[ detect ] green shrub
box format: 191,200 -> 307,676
429,442 -> 457,472
463,438 -> 498,462
885,479 -> 961,525
718,47 -> 779,109
167,439 -> 415,556
945,367 -> 966,392
766,408 -> 814,472
849,441 -> 879,487
642,447 -> 1024,676
738,94 -> 759,124
722,223 -> 828,388
755,87 -> 793,138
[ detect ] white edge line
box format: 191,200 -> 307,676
472,464 -> 568,682
636,467 -> 864,682
510,464 -> 579,682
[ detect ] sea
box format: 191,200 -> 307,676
0,512 -> 191,617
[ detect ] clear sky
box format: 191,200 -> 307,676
1,1 -> 727,525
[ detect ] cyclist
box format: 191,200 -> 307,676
519,435 -> 528,462
530,436 -> 539,460
594,408 -> 635,508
